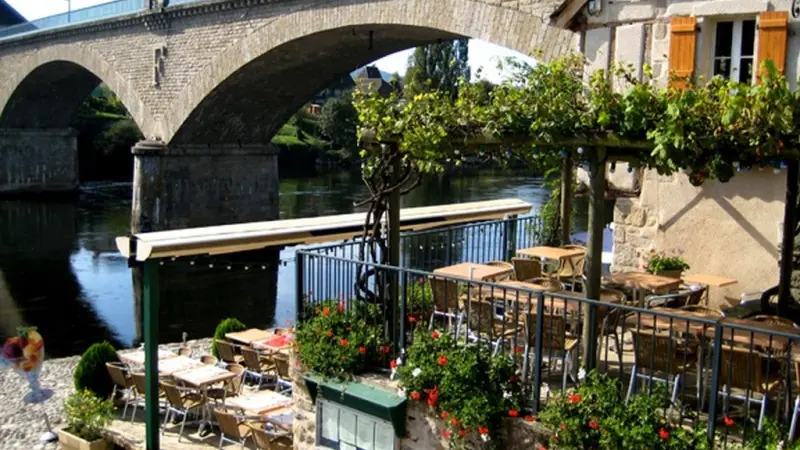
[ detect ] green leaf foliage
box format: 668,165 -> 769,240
64,389 -> 115,441
211,318 -> 247,358
73,341 -> 119,398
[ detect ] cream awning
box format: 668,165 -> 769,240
116,198 -> 532,261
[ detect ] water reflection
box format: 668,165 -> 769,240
0,169 -> 565,357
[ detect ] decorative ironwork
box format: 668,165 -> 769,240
793,0 -> 800,19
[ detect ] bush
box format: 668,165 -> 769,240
211,318 -> 247,358
295,300 -> 390,379
73,342 -> 119,398
64,389 -> 115,441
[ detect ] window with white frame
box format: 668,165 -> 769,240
712,19 -> 756,83
317,399 -> 397,450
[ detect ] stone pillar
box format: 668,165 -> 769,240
131,140 -> 280,233
0,129 -> 78,196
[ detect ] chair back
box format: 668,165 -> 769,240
466,298 -> 498,335
216,340 -> 238,363
429,277 -> 458,312
630,329 -> 693,374
201,355 -> 218,366
273,353 -> 290,379
226,363 -> 246,394
214,409 -> 246,440
680,305 -> 725,318
512,258 -> 541,282
159,381 -> 186,408
131,372 -> 147,395
486,261 -> 513,281
241,347 -> 263,372
269,436 -> 293,450
524,312 -> 569,351
250,425 -> 272,449
597,288 -> 626,333
685,286 -> 707,306
718,345 -> 766,392
177,346 -> 193,357
106,362 -> 132,389
558,245 -> 586,279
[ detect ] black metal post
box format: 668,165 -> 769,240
506,215 -> 519,261
560,156 -> 574,246
706,326 -> 723,446
778,160 -> 798,315
388,146 -> 401,345
531,291 -> 545,413
143,260 -> 160,450
295,252 -> 305,321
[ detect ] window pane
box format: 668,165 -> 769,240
374,423 -> 394,450
715,21 -> 733,57
713,58 -> 731,78
340,410 -> 358,445
321,404 -> 339,441
356,417 -> 376,450
739,57 -> 753,83
741,20 -> 756,57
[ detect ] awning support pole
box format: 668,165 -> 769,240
582,147 -> 606,372
143,260 -> 160,450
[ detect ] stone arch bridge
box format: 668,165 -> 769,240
0,0 -> 577,231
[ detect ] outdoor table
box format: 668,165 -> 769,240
682,273 -> 738,306
263,406 -> 293,431
625,307 -> 718,334
516,246 -> 585,275
226,328 -> 273,345
252,334 -> 293,354
172,365 -> 238,435
714,317 -> 800,354
604,271 -> 682,303
433,262 -> 513,282
225,390 -> 292,415
155,355 -> 203,376
118,348 -> 177,366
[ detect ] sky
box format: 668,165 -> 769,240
7,0 -> 535,83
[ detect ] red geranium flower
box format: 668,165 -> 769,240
525,415 -> 536,423
537,445 -> 547,450
410,391 -> 421,400
441,429 -> 451,439
559,424 -> 566,431
358,346 -> 366,354
419,277 -> 425,284
426,386 -> 439,407
723,416 -> 735,427
322,307 -> 330,316
339,339 -> 349,347
325,331 -> 333,338
508,409 -> 519,417
437,355 -> 448,366
588,420 -> 599,430
478,426 -> 489,435
408,315 -> 417,323
383,345 -> 391,354
569,393 -> 582,404
658,428 -> 670,440
440,411 -> 449,420
458,429 -> 466,437
431,331 -> 440,340
515,346 -> 524,354
390,360 -> 398,369
338,301 -> 345,313
451,417 -> 460,426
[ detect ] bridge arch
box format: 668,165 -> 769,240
163,0 -> 577,145
0,46 -> 151,135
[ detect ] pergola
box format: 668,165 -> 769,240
114,199 -> 532,449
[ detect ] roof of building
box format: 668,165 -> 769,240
0,0 -> 26,27
353,66 -> 394,97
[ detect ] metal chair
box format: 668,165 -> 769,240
626,328 -> 696,404
241,347 -> 276,389
465,297 -> 522,355
130,372 -> 165,422
522,310 -> 579,390
428,276 -> 464,337
716,345 -> 782,430
106,362 -> 136,420
597,288 -> 627,372
250,424 -> 293,450
177,346 -> 193,357
207,364 -> 246,404
557,245 -> 586,290
160,381 -> 207,441
214,408 -> 259,449
680,305 -> 725,318
645,286 -> 706,309
486,261 -> 514,281
750,314 -> 800,328
512,257 -> 542,282
270,353 -> 293,395
201,355 -> 219,366
216,340 -> 245,365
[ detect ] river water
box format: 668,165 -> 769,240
0,169 -> 577,357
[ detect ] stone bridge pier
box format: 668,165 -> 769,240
130,140 -> 279,233
0,129 -> 78,195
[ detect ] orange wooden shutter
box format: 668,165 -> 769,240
757,11 -> 789,76
668,16 -> 697,89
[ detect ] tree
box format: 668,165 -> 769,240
319,94 -> 358,154
404,39 -> 469,99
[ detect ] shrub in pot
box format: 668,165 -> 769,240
58,389 -> 115,450
73,342 -> 119,399
211,318 -> 247,358
644,250 -> 690,279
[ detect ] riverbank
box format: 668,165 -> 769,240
0,338 -> 214,449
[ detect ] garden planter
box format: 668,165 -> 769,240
654,270 -> 683,279
58,428 -> 109,450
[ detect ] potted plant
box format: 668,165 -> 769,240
58,389 -> 114,450
644,249 -> 690,279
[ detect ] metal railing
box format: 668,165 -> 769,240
0,0 -> 141,39
295,249 -> 800,446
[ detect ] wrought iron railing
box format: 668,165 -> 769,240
295,249 -> 800,445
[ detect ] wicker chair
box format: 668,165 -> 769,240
512,257 -> 542,282
216,340 -> 245,365
160,381 -> 206,441
215,408 -> 260,449
241,347 -> 276,389
130,372 -> 165,422
177,346 -> 193,357
680,305 -> 725,318
486,261 -> 514,281
250,425 -> 293,450
597,288 -> 627,372
465,298 -> 522,355
201,355 -> 218,366
626,328 -> 696,404
521,311 -> 579,389
106,362 -> 136,419
207,364 -> 246,404
750,315 -> 800,328
557,245 -> 587,289
645,286 -> 707,309
270,353 -> 293,394
717,345 -> 782,430
428,276 -> 465,336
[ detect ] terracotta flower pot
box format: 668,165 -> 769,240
58,428 -> 109,450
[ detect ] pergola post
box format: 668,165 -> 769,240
778,160 -> 799,315
582,148 -> 606,371
142,260 -> 160,450
560,155 -> 574,246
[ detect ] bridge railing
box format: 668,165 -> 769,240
0,0 -> 141,40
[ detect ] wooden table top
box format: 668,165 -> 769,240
226,328 -> 273,345
252,334 -> 294,353
625,307 -> 719,332
172,365 -> 237,387
682,274 -> 738,287
433,262 -> 512,281
118,349 -> 177,366
517,246 -> 585,260
264,407 -> 293,430
155,356 -> 203,375
226,390 -> 292,415
605,272 -> 682,293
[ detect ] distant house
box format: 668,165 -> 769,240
313,74 -> 357,105
353,66 -> 395,98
